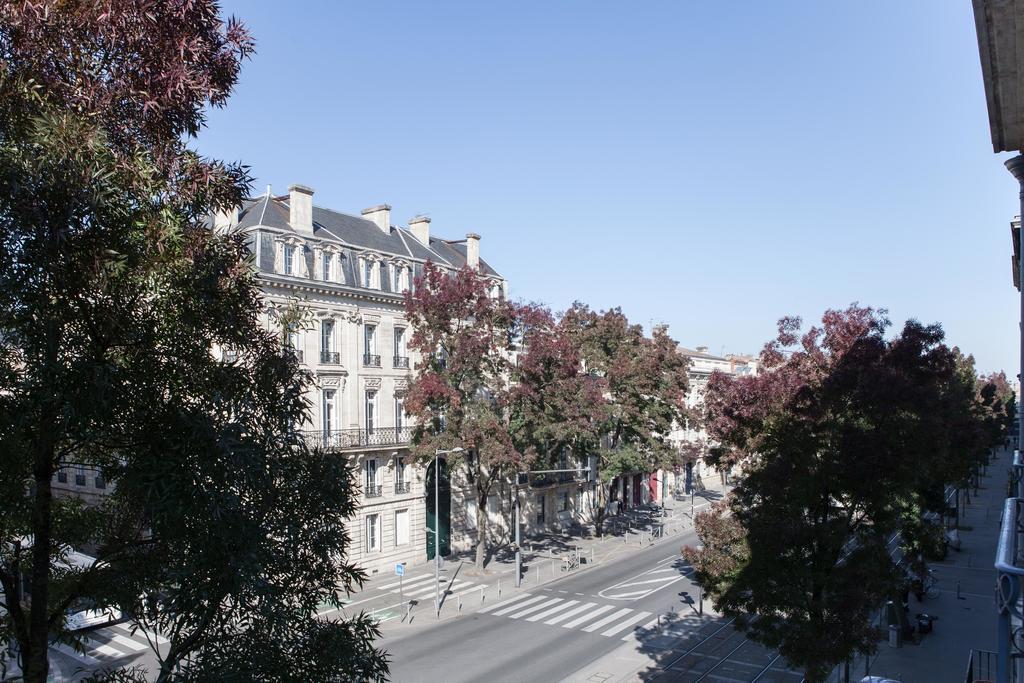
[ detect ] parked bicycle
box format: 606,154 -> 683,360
910,568 -> 939,601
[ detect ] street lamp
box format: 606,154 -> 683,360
431,447 -> 463,618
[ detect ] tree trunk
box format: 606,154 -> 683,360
25,440 -> 55,683
594,482 -> 608,537
474,487 -> 487,571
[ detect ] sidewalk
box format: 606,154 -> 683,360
334,481 -> 729,631
844,446 -> 1010,683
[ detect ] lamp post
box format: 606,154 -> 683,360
432,447 -> 463,618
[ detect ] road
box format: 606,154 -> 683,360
380,527 -> 803,683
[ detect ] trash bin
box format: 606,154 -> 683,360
917,614 -> 933,634
888,624 -> 901,648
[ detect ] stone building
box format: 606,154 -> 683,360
217,184 -> 508,576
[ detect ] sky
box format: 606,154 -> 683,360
201,1 -> 1020,375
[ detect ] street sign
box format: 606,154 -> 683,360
395,563 -> 405,577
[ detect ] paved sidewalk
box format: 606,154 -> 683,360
325,482 -> 730,631
840,446 -> 1010,683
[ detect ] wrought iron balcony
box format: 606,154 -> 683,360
394,481 -> 411,494
393,355 -> 409,369
303,426 -> 413,451
365,483 -> 383,498
363,353 -> 381,367
320,350 -> 340,364
283,347 -> 303,363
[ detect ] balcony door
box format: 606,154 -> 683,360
322,389 -> 337,438
365,390 -> 376,435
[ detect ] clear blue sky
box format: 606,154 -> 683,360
202,1 -> 1019,375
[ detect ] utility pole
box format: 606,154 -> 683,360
432,447 -> 464,618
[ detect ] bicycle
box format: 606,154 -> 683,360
911,568 -> 940,601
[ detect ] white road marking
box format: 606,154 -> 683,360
612,576 -> 683,588
88,642 -> 125,658
108,633 -> 148,652
648,567 -> 680,574
478,592 -> 533,614
543,602 -> 600,625
51,641 -> 101,664
600,611 -> 651,637
582,608 -> 633,633
600,573 -> 689,601
491,595 -> 548,616
112,623 -> 169,644
601,588 -> 654,600
623,616 -> 663,641
376,574 -> 435,591
526,600 -> 579,622
562,604 -> 614,629
507,598 -> 563,619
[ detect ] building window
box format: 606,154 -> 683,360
363,258 -> 374,288
395,396 -> 404,431
363,324 -> 379,366
365,458 -> 380,497
57,469 -> 67,484
322,252 -> 332,281
393,327 -> 407,368
284,244 -> 295,276
395,509 -> 410,546
365,390 -> 377,434
95,474 -> 106,490
535,495 -> 546,525
320,319 -> 338,364
322,389 -> 336,435
365,514 -> 381,552
75,467 -> 86,486
392,264 -> 402,291
558,491 -> 569,513
379,261 -> 388,289
395,455 -> 408,493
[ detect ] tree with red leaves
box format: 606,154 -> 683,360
404,262 -> 528,572
0,4 -> 388,681
561,304 -> 689,535
684,305 -> 996,682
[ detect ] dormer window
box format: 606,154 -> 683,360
322,252 -> 333,282
362,258 -> 374,288
283,244 -> 295,276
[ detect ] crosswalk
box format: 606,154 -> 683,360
51,622 -> 165,666
477,592 -> 656,639
375,572 -> 481,600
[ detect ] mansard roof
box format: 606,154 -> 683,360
235,195 -> 501,278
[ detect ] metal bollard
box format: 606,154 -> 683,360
498,577 -> 501,596
459,595 -> 463,612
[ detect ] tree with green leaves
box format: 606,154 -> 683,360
684,305 -> 995,682
0,3 -> 387,680
560,303 -> 689,535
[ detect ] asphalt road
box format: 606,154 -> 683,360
380,525 -> 766,683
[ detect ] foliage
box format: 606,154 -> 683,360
404,262 -> 527,570
687,305 -> 993,682
0,2 -> 387,681
560,303 -> 689,533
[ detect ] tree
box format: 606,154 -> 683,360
684,305 -> 986,682
0,3 -> 387,680
404,262 -> 527,571
507,306 -> 605,482
561,304 -> 689,534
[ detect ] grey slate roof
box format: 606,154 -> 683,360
235,195 -> 502,278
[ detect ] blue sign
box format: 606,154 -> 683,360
395,563 -> 405,577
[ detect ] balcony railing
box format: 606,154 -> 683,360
284,347 -> 303,363
394,481 -> 411,494
303,426 -> 413,451
320,350 -> 340,364
393,355 -> 409,369
365,483 -> 383,498
363,353 -> 381,367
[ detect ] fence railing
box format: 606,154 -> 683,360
302,427 -> 413,451
965,649 -> 999,683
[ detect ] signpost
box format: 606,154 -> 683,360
396,563 -> 405,604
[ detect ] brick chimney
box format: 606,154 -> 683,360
289,184 -> 314,234
362,204 -> 391,234
466,233 -> 480,271
410,215 -> 431,245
